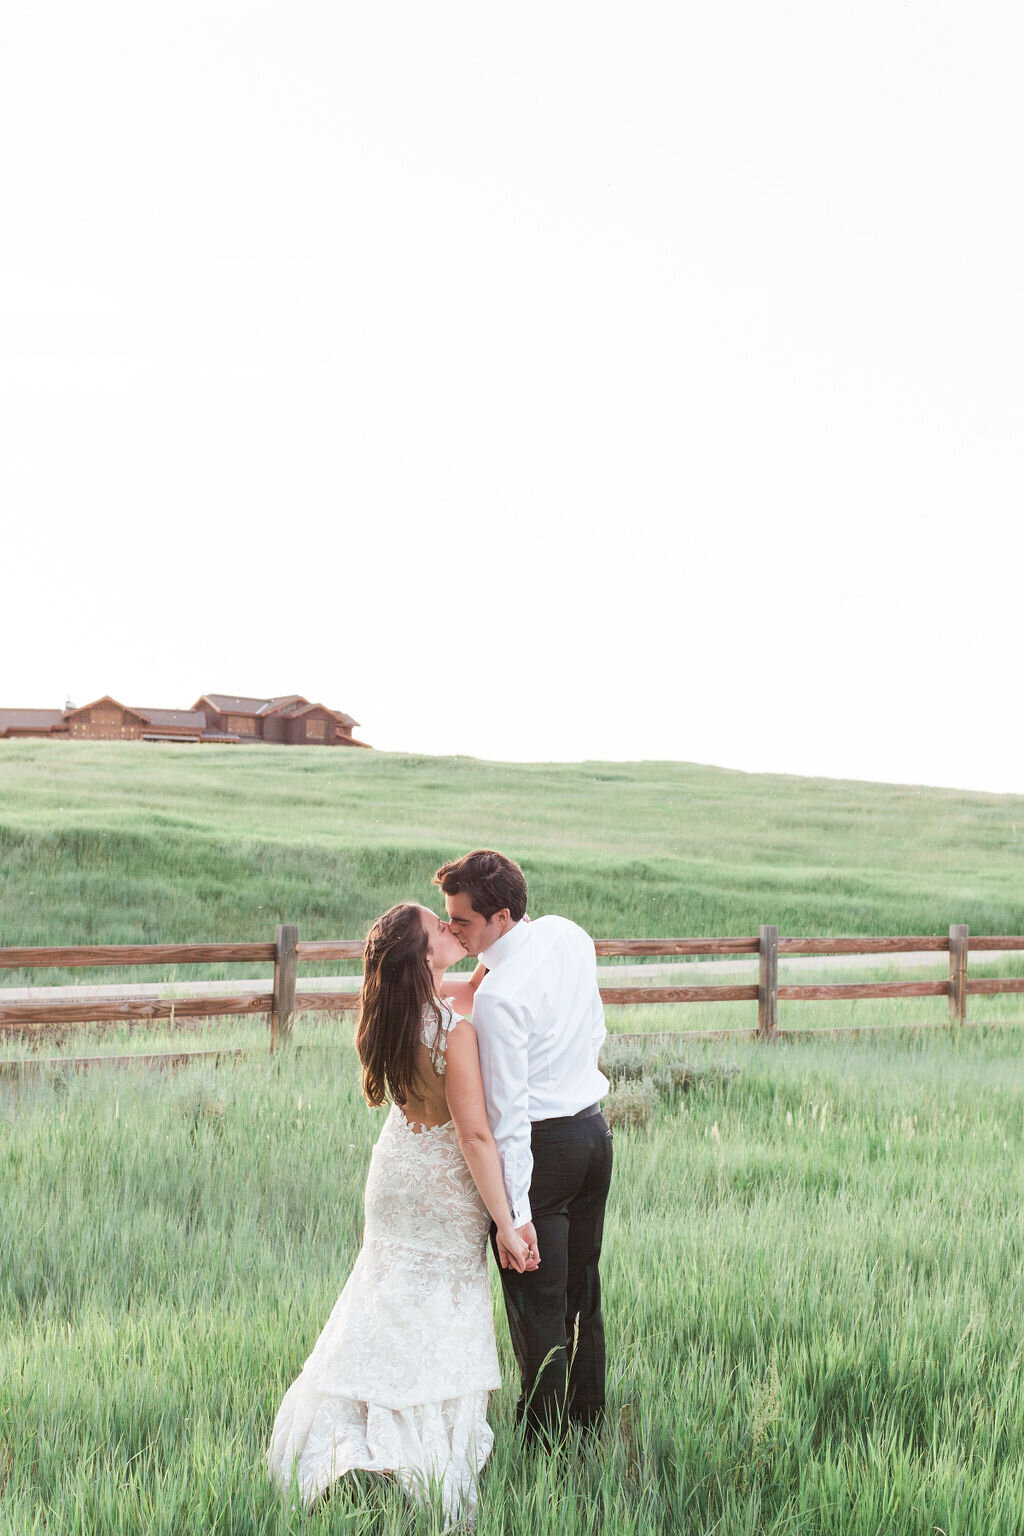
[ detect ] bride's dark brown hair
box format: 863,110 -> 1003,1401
356,903 -> 444,1108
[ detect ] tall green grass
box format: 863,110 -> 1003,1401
2,741 -> 1023,988
4,744 -> 1024,1531
3,1024 -> 1024,1534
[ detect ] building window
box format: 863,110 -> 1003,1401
228,715 -> 252,734
306,718 -> 326,740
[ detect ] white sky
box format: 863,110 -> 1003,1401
2,1 -> 1021,793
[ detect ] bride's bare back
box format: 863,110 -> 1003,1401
399,976 -> 479,1132
400,1038 -> 452,1131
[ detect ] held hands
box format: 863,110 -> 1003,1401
496,1219 -> 540,1274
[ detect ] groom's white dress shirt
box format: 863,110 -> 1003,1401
473,915 -> 609,1229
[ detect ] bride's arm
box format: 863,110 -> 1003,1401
443,1022 -> 536,1274
442,965 -> 488,1018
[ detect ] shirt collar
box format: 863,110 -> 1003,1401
479,919 -> 531,970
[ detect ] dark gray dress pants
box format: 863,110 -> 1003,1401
490,1108 -> 613,1440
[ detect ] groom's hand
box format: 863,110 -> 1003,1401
517,1221 -> 540,1271
496,1220 -> 540,1272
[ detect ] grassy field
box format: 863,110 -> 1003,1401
2,741 -> 1024,1532
3,1024 -> 1024,1535
2,742 -> 1023,994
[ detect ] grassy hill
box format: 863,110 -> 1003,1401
5,746 -> 1024,1533
1,741 -> 1022,985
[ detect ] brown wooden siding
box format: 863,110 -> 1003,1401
286,708 -> 334,744
69,705 -> 145,741
3,695 -> 369,748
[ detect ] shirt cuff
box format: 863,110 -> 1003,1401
511,1195 -> 532,1228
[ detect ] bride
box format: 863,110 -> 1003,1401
266,903 -> 534,1526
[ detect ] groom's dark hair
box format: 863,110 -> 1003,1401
433,849 -> 528,922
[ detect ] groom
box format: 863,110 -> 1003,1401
433,849 -> 613,1440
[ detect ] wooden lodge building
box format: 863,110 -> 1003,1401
0,694 -> 370,748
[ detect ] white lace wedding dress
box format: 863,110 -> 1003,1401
266,1000 -> 500,1526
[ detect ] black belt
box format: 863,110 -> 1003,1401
531,1102 -> 600,1130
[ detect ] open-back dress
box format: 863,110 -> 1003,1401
266,1000 -> 500,1526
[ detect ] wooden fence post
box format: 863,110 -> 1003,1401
271,924 -> 299,1050
948,923 -> 968,1026
758,924 -> 778,1040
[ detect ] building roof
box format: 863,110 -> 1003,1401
134,710 -> 206,729
0,709 -> 65,732
196,694 -> 266,714
256,695 -> 307,716
194,693 -> 359,725
198,694 -> 308,716
278,701 -> 359,727
63,696 -> 149,724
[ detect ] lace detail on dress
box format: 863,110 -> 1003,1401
266,992 -> 498,1529
293,1104 -> 497,1405
420,997 -> 461,1076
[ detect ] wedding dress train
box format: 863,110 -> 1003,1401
266,1004 -> 500,1525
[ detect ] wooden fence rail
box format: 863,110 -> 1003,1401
1,927 -> 1023,1063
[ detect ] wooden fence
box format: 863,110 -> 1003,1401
1,925 -> 1023,1070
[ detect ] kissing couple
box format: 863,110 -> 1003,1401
266,848 -> 613,1527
